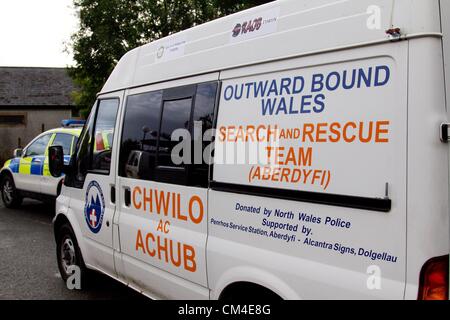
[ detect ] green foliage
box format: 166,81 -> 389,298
69,0 -> 272,116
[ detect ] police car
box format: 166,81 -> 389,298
0,120 -> 84,208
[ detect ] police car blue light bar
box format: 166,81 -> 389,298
61,119 -> 86,128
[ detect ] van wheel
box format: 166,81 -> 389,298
56,224 -> 89,289
1,174 -> 22,208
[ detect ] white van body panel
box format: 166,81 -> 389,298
439,0 -> 450,298
55,191 -> 90,269
441,0 -> 450,114
116,179 -> 210,299
67,91 -> 124,277
404,37 -> 450,299
208,41 -> 409,299
102,0 -> 442,94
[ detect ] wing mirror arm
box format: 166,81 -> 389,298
13,148 -> 23,158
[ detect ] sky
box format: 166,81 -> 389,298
0,0 -> 77,67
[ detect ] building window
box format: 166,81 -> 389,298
0,113 -> 26,126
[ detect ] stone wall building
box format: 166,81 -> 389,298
0,67 -> 77,165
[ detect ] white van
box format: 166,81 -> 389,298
49,0 -> 450,300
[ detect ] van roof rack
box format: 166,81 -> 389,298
61,119 -> 86,128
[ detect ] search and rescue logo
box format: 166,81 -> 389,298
84,181 -> 105,234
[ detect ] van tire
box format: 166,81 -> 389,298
1,174 -> 22,208
56,223 -> 90,289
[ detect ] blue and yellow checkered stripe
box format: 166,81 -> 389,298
3,156 -> 71,177
4,158 -> 20,173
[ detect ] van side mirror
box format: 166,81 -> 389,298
13,148 -> 22,158
49,145 -> 64,178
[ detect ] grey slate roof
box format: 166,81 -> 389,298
0,67 -> 76,107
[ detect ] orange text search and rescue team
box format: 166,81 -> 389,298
218,121 -> 390,144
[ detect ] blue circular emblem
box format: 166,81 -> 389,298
84,181 -> 105,234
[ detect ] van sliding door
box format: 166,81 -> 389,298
116,76 -> 219,299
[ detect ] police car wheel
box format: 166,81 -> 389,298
1,175 -> 22,208
56,224 -> 88,287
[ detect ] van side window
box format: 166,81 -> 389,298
72,136 -> 79,154
72,107 -> 96,186
157,98 -> 192,167
91,99 -> 119,173
189,82 -> 218,187
69,99 -> 119,188
119,82 -> 218,188
154,97 -> 193,185
119,91 -> 163,180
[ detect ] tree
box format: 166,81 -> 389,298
69,0 -> 273,117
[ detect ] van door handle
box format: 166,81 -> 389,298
111,185 -> 116,204
124,188 -> 131,207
